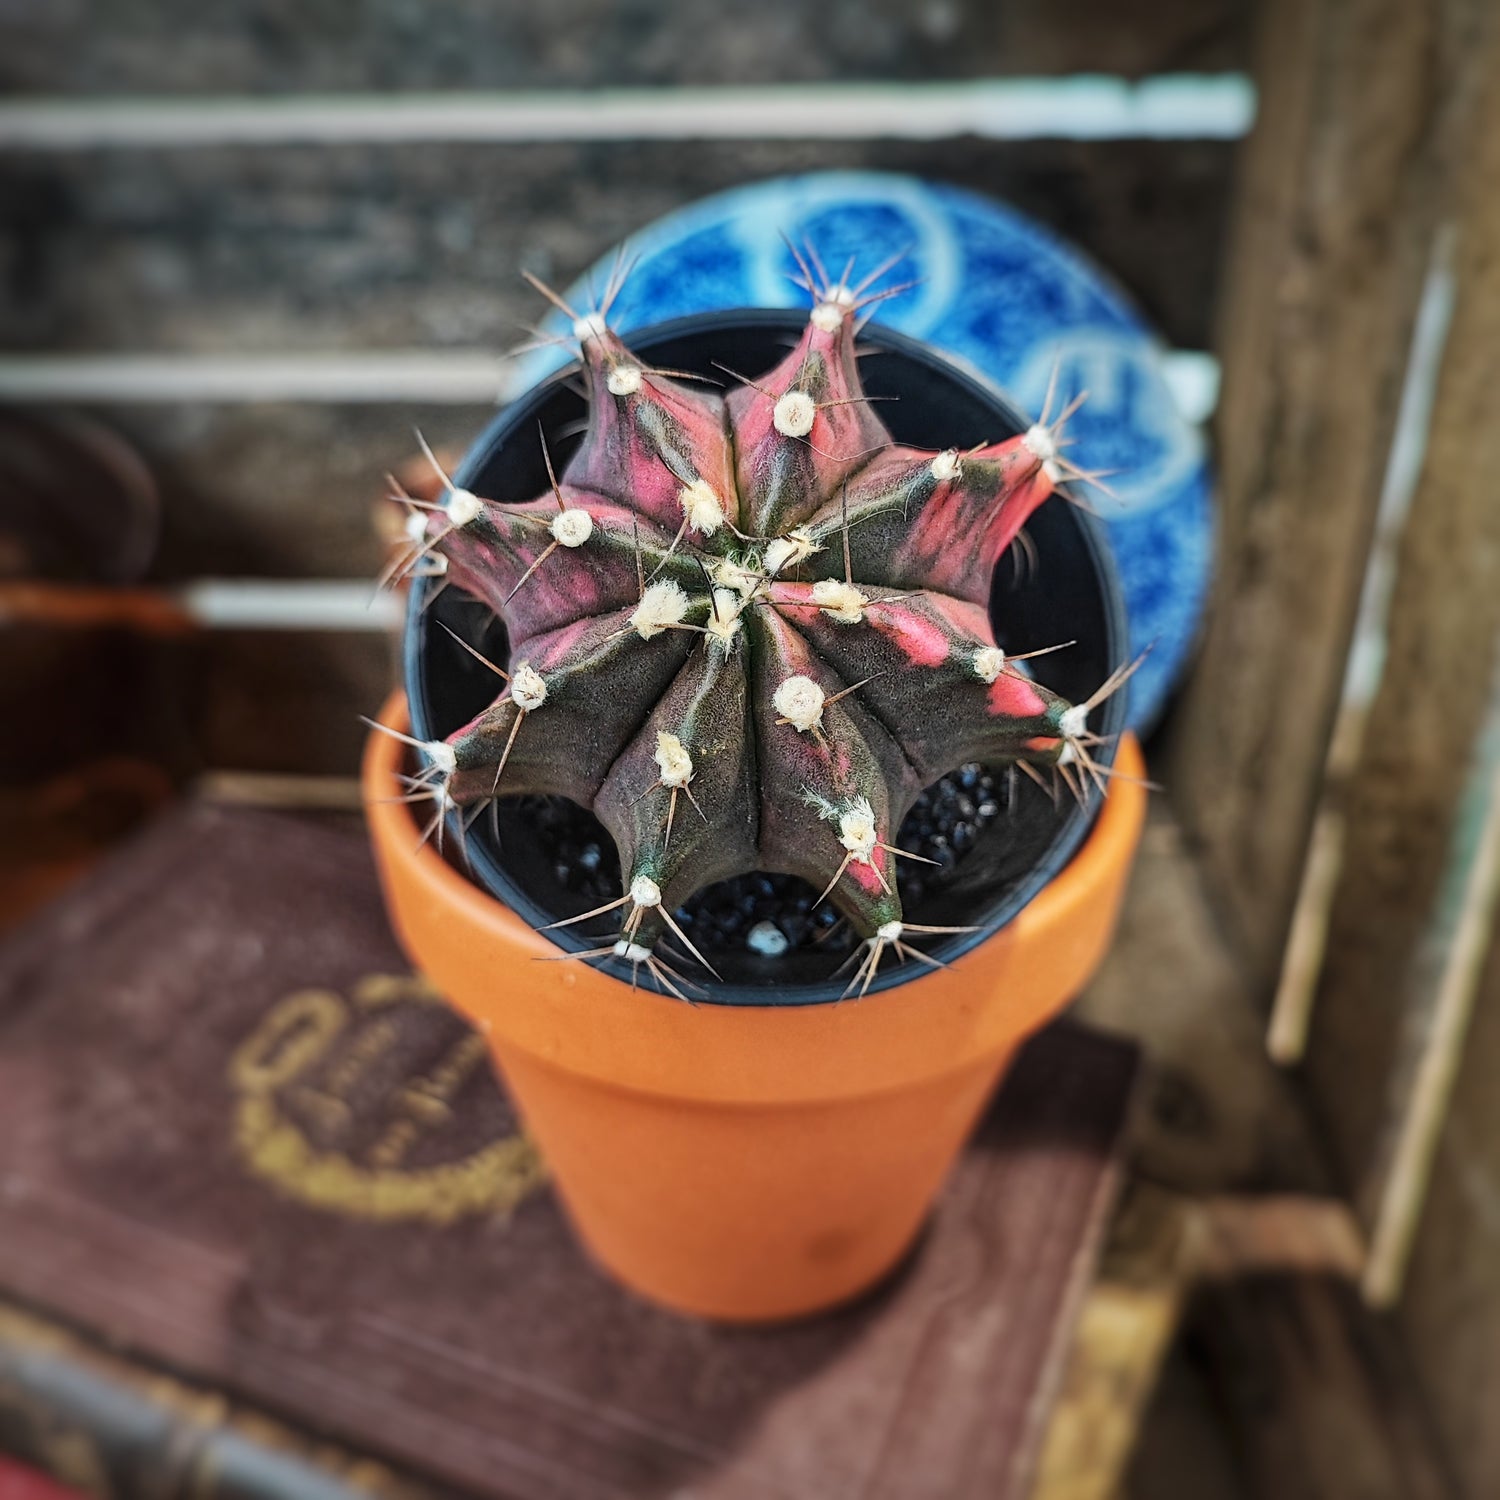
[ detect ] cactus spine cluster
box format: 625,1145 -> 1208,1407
387,254 -> 1124,995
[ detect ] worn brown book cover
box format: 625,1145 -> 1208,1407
0,805 -> 1136,1500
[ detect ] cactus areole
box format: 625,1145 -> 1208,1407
400,306 -> 1128,1003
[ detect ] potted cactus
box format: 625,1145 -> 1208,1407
364,259 -> 1147,1321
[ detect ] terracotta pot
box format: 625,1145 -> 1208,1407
364,693 -> 1146,1322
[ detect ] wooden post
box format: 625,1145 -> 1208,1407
1178,0 -> 1500,1490
1309,21 -> 1500,1486
1168,0 -> 1450,979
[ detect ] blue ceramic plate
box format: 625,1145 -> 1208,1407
513,171 -> 1213,729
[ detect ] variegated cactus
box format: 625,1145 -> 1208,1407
386,259 -> 1126,995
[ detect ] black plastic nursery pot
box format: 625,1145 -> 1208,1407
402,310 -> 1130,1005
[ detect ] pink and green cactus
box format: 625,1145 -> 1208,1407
383,258 -> 1129,995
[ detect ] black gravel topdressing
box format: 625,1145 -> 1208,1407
513,761 -> 1015,962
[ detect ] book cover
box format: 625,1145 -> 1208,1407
0,804 -> 1136,1500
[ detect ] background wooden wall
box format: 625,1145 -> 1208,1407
8,1 -> 1500,1494
1170,2 -> 1500,1494
0,1 -> 1246,780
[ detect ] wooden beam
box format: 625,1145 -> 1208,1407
1167,0 -> 1449,979
1179,0 -> 1500,1490
1034,1186 -> 1372,1500
1181,1276 -> 1459,1500
1299,14 -> 1500,1487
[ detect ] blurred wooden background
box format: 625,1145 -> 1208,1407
0,0 -> 1245,778
4,0 -> 1500,1495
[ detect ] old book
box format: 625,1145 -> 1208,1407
0,804 -> 1137,1500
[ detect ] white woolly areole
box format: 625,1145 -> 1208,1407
1023,423 -> 1063,483
613,939 -> 653,962
764,527 -> 821,576
427,553 -> 448,575
774,674 -> 826,732
931,448 -> 963,482
810,302 -> 845,333
405,511 -> 429,543
1059,703 -> 1089,738
1023,422 -> 1058,462
972,646 -> 1006,683
605,363 -> 642,397
812,578 -> 868,624
424,741 -> 457,776
706,588 -> 744,647
653,731 -> 694,787
837,798 -> 880,861
551,508 -> 593,547
445,489 -> 484,527
773,390 -> 817,438
572,312 -> 609,342
510,662 -> 548,711
629,874 -> 662,908
678,479 -> 725,534
630,579 -> 690,639
876,919 -> 904,942
712,555 -> 762,597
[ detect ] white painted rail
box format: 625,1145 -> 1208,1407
0,77 -> 1255,150
0,349 -> 1223,425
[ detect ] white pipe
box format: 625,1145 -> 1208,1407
179,579 -> 403,631
0,348 -> 1223,423
0,352 -> 517,404
0,78 -> 1255,151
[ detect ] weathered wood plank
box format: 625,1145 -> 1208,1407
1297,13 -> 1500,1489
1308,29 -> 1500,1193
188,629 -> 398,773
1173,2 -> 1500,1488
1169,1277 -> 1458,1500
1076,810 -> 1327,1196
88,403 -> 483,581
1034,1185 -> 1194,1500
0,139 -> 1235,359
1041,1186 -> 1370,1500
1123,1338 -> 1246,1500
1396,933 -> 1500,1495
2,1 -> 1249,95
1165,0 -> 1449,978
0,624 -> 393,785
